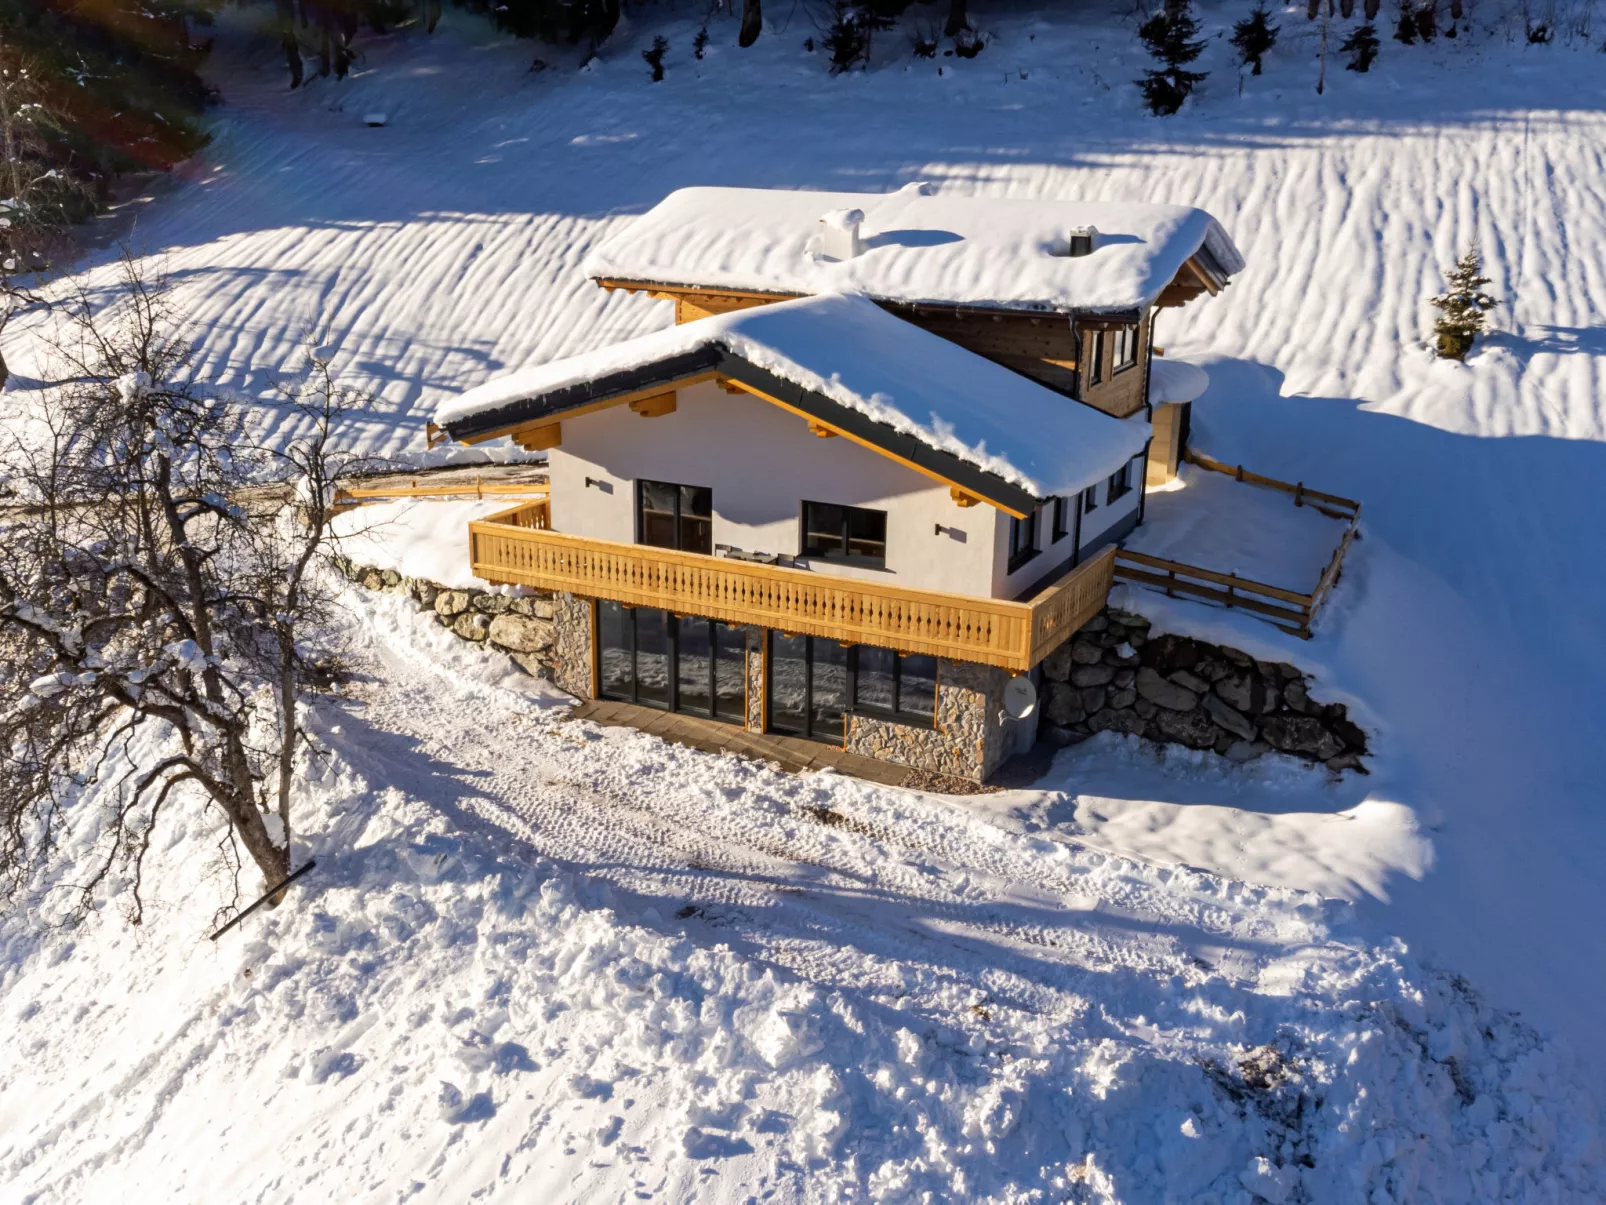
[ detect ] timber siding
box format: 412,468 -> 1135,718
1076,314 -> 1150,420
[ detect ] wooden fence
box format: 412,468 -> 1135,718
1112,451 -> 1363,638
469,501 -> 1113,672
334,477 -> 549,510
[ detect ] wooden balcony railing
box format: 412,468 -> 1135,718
468,501 -> 1113,672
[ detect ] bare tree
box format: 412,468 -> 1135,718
0,256 -> 373,921
0,43 -> 88,389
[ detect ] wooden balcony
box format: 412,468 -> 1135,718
468,501 -> 1114,672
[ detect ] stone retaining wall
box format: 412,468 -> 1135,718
1040,607 -> 1368,772
846,659 -> 1012,783
335,558 -> 559,679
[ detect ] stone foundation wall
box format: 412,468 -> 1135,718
1039,608 -> 1368,773
336,558 -> 558,677
744,629 -> 765,732
551,593 -> 594,699
846,658 -> 1011,783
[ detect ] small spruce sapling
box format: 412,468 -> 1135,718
1394,1 -> 1417,41
1430,246 -> 1498,360
693,26 -> 709,58
1231,3 -> 1280,74
1341,22 -> 1380,69
643,35 -> 668,81
1137,2 -> 1209,116
824,2 -> 870,72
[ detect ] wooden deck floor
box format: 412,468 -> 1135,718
568,699 -> 998,795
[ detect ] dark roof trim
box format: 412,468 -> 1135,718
441,345 -> 724,442
594,274 -> 1163,321
711,352 -> 1040,515
439,341 -> 1041,515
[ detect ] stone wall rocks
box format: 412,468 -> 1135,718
1040,607 -> 1369,774
334,556 -> 558,681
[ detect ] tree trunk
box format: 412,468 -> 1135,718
426,0 -> 441,32
1449,0 -> 1462,16
0,345 -> 9,392
945,0 -> 968,37
739,0 -> 762,46
1364,0 -> 1379,17
1340,0 -> 1354,16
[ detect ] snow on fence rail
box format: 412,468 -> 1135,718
1114,450 -> 1362,638
333,477 -> 550,509
468,500 -> 1114,671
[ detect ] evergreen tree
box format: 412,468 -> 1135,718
1340,21 -> 1379,69
642,34 -> 666,80
1137,3 -> 1208,116
692,24 -> 709,58
1230,3 -> 1279,75
1394,1 -> 1417,41
1430,246 -> 1498,360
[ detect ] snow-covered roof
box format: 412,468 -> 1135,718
583,185 -> 1244,314
1149,358 -> 1210,404
437,292 -> 1149,507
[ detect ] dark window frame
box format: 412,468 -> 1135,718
1106,460 -> 1133,505
1007,507 -> 1040,574
1082,484 -> 1099,514
1113,324 -> 1140,374
1051,496 -> 1070,543
1086,329 -> 1105,387
599,600 -> 745,723
800,500 -> 889,569
636,478 -> 713,554
847,646 -> 939,729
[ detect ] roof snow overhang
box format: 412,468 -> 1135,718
440,345 -> 1044,517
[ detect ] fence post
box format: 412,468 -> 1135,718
1295,482 -> 1304,507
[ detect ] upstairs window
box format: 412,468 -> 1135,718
853,647 -> 938,725
1086,330 -> 1106,386
1007,507 -> 1040,573
1113,325 -> 1139,372
802,501 -> 887,568
1106,461 -> 1133,505
1082,484 -> 1099,514
1051,496 -> 1071,543
638,480 -> 712,554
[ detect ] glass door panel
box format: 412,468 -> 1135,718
599,600 -> 633,702
713,623 -> 747,723
810,640 -> 849,742
768,633 -> 809,735
676,615 -> 713,716
633,608 -> 671,710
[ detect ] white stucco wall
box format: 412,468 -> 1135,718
991,451 -> 1145,598
545,381 -> 1004,597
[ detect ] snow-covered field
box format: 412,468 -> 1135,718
3,2 -> 1606,1200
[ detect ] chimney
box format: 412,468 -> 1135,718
818,208 -> 865,260
1065,225 -> 1099,258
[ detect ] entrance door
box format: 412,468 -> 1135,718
767,633 -> 849,743
599,601 -> 745,723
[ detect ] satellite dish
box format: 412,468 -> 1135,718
1003,675 -> 1037,721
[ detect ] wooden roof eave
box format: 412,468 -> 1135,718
438,345 -> 1040,518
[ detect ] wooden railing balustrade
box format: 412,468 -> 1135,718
469,501 -> 1113,672
1113,450 -> 1363,638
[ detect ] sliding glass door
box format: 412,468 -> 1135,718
598,601 -> 745,723
767,633 -> 850,743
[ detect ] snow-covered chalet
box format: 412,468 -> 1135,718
433,185 -> 1243,782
